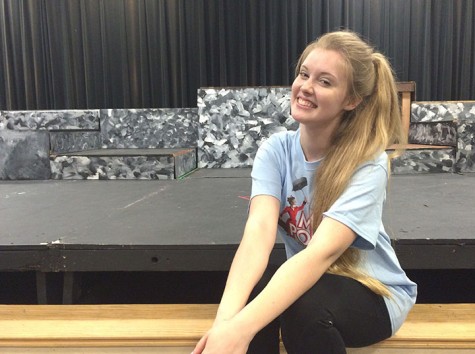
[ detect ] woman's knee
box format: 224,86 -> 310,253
281,295 -> 336,346
280,288 -> 349,354
283,291 -> 333,327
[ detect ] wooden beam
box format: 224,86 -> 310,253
0,304 -> 473,351
396,81 -> 416,137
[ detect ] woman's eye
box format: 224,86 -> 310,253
299,71 -> 309,78
320,79 -> 331,86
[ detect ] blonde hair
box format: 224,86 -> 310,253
295,31 -> 406,297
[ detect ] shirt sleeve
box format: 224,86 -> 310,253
250,136 -> 284,202
323,162 -> 388,250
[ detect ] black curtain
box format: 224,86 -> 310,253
0,0 -> 474,110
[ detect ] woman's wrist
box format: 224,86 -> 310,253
215,301 -> 246,324
230,306 -> 261,339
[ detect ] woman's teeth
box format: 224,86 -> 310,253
298,97 -> 317,108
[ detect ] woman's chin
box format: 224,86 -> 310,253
291,113 -> 310,124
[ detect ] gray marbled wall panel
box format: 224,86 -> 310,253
51,155 -> 175,180
0,110 -> 100,130
456,121 -> 475,173
411,102 -> 475,123
408,122 -> 457,146
101,108 -> 199,149
0,130 -> 51,179
410,101 -> 475,173
2,98 -> 474,178
50,131 -> 103,153
391,148 -> 455,174
198,87 -> 296,168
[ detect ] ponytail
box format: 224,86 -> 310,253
298,31 -> 406,297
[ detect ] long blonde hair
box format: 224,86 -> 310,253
295,31 -> 406,297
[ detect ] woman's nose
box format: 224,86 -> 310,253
301,79 -> 314,93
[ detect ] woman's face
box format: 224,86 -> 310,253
291,48 -> 357,131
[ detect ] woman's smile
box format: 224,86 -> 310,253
296,97 -> 317,109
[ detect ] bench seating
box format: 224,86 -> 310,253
0,303 -> 473,353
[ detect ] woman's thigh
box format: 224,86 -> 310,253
280,272 -> 392,349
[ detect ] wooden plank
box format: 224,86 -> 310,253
348,349 -> 475,354
396,82 -> 416,93
396,81 -> 416,137
0,304 -> 473,349
0,347 -> 474,354
0,304 -> 217,320
388,143 -> 452,150
0,350 -> 194,354
401,92 -> 412,136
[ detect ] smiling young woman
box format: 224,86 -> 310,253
193,30 -> 416,354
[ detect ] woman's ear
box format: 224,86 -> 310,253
344,96 -> 362,111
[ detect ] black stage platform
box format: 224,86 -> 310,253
1,169 -> 474,303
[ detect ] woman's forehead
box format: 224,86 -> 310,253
302,48 -> 349,78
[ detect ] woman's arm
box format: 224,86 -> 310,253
214,194 -> 280,324
194,216 -> 357,353
231,216 -> 357,336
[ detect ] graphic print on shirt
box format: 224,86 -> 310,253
278,177 -> 313,245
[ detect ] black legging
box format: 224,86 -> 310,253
247,265 -> 392,354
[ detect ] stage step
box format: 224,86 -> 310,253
50,148 -> 197,180
0,304 -> 473,353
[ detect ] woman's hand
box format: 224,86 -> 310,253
192,319 -> 254,354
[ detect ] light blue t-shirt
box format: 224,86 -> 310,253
251,129 -> 417,334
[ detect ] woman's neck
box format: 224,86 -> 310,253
299,126 -> 331,162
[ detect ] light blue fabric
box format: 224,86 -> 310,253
251,129 -> 417,334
